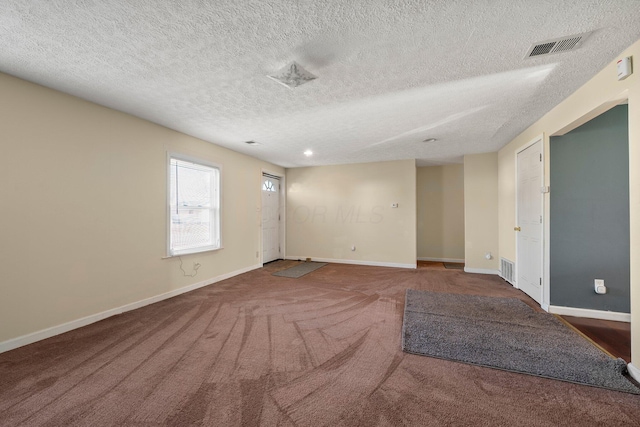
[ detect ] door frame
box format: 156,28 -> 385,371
514,134 -> 546,307
261,169 -> 285,265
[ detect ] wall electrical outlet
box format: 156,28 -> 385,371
594,279 -> 606,295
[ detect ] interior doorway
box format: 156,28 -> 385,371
516,137 -> 544,304
549,104 -> 630,315
262,173 -> 283,264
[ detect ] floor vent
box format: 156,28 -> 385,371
525,31 -> 592,58
500,258 -> 515,285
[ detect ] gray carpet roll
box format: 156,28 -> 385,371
402,289 -> 639,394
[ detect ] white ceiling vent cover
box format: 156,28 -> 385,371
268,61 -> 317,89
525,31 -> 593,58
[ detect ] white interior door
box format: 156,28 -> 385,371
262,175 -> 281,263
516,140 -> 543,304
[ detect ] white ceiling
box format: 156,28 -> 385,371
1,1 -> 639,167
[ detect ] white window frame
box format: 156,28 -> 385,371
167,152 -> 222,256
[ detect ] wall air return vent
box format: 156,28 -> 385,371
500,258 -> 515,285
525,31 -> 593,58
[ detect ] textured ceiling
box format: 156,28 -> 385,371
1,1 -> 639,167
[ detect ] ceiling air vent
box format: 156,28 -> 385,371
267,61 -> 317,89
525,31 -> 593,58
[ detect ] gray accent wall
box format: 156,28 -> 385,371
550,105 -> 629,312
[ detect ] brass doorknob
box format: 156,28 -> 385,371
514,226 -> 521,231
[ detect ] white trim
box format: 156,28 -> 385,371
515,134 -> 545,305
464,267 -> 500,275
261,169 -> 286,265
285,256 -> 416,269
548,305 -> 631,322
543,135 -> 551,310
551,91 -> 629,137
628,363 -> 640,383
167,152 -> 223,257
417,257 -> 465,263
0,263 -> 261,354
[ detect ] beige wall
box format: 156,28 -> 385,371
0,72 -> 283,345
497,39 -> 640,366
464,153 -> 499,272
286,160 -> 417,267
416,165 -> 465,261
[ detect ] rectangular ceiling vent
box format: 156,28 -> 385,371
525,31 -> 593,58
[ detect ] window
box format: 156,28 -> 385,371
262,179 -> 276,192
168,154 -> 221,256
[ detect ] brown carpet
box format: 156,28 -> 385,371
1,260 -> 639,426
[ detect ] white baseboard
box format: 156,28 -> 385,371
463,267 -> 499,275
417,257 -> 465,263
285,256 -> 416,269
548,305 -> 631,322
0,263 -> 262,354
628,363 -> 640,383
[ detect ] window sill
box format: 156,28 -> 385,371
162,246 -> 223,259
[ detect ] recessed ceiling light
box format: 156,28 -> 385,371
423,138 -> 438,143
304,150 -> 313,156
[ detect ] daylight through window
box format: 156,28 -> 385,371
168,155 -> 220,256
263,179 -> 276,192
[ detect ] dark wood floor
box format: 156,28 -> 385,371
560,315 -> 631,363
418,261 -> 632,363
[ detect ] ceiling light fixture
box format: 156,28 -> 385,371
268,61 -> 317,89
304,150 -> 313,156
423,138 -> 438,143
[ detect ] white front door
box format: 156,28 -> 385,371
262,175 -> 281,263
516,139 -> 544,304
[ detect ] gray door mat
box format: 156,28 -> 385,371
443,263 -> 464,270
272,262 -> 328,278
